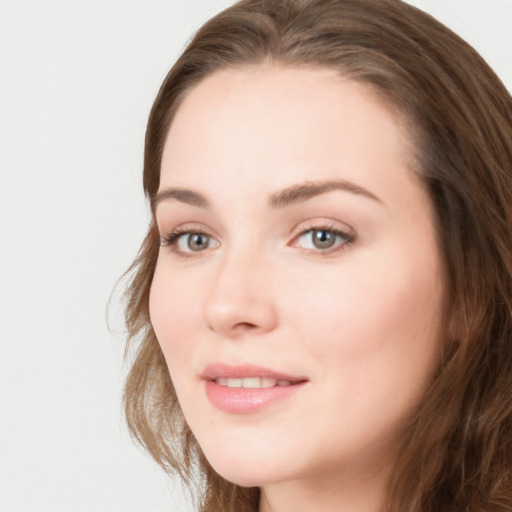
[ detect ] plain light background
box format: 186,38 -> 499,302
0,1 -> 511,511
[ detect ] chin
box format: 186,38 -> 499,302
207,461 -> 268,487
201,444 -> 291,488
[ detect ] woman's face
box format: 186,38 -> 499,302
150,66 -> 446,492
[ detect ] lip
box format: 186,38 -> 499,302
202,363 -> 306,382
202,363 -> 308,414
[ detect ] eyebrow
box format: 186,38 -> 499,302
153,188 -> 210,210
269,180 -> 383,208
153,179 -> 382,211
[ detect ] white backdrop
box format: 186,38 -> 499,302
0,1 -> 511,511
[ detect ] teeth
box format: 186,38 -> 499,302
214,377 -> 293,388
227,378 -> 242,388
261,377 -> 277,388
242,377 -> 262,389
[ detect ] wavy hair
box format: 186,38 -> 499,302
122,0 -> 512,510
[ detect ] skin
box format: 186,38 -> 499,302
150,66 -> 446,512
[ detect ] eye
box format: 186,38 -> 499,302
180,233 -> 215,252
293,227 -> 354,253
161,229 -> 220,255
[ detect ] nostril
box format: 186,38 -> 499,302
235,322 -> 258,329
228,321 -> 259,333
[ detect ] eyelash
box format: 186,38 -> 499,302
159,222 -> 355,258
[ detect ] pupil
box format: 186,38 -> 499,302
188,233 -> 208,251
313,230 -> 335,249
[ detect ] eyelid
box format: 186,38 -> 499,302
289,218 -> 355,239
158,220 -> 217,239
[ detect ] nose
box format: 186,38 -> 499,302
203,251 -> 278,338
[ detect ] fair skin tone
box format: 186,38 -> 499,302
150,66 -> 446,512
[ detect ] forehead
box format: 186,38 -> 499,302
160,65 -> 419,207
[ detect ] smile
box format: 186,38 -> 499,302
214,377 -> 293,388
203,363 -> 308,414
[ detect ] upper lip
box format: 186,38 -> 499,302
201,363 -> 307,382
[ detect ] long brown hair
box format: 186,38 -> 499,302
122,1 -> 512,510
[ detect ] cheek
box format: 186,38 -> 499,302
149,261 -> 202,367
285,248 -> 444,386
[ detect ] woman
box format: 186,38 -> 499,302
122,0 -> 512,510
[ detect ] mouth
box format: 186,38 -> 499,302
213,377 -> 295,388
202,363 -> 308,414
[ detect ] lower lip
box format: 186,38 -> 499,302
205,380 -> 306,414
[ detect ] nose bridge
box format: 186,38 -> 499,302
203,239 -> 277,337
